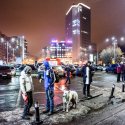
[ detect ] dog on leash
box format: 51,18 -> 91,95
63,90 -> 78,112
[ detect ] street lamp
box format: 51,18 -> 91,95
12,48 -> 15,62
20,36 -> 25,61
105,36 -> 125,63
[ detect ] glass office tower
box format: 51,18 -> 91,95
65,3 -> 91,62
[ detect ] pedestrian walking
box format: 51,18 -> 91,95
82,61 -> 94,98
65,64 -> 71,85
20,66 -> 34,120
42,60 -> 55,116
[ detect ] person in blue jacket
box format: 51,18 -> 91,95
42,60 -> 55,116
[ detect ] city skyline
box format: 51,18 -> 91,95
0,0 -> 125,57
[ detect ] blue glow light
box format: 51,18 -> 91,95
51,40 -> 58,43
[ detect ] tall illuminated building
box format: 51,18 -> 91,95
65,3 -> 91,62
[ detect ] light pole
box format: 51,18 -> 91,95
105,36 -> 124,63
79,46 -> 93,62
6,42 -> 9,64
12,48 -> 15,62
20,36 -> 25,62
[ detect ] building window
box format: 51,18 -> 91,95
83,16 -> 86,20
72,19 -> 80,27
72,29 -> 80,34
81,30 -> 88,34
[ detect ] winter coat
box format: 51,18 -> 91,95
117,64 -> 121,74
20,71 -> 34,94
82,65 -> 93,84
121,64 -> 125,73
43,61 -> 54,91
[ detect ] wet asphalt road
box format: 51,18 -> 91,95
0,77 -> 20,112
0,71 -> 118,112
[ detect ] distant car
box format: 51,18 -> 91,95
37,65 -> 44,80
75,66 -> 83,76
106,64 -> 118,73
68,65 -> 76,76
102,66 -> 107,71
0,66 -> 12,79
52,65 -> 65,77
15,64 -> 26,72
96,65 -> 103,71
10,66 -> 16,76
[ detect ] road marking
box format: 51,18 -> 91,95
33,89 -> 82,95
34,92 -> 46,94
0,93 -> 18,97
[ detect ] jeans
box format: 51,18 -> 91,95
45,89 -> 54,113
121,73 -> 125,82
23,91 -> 33,117
65,77 -> 71,84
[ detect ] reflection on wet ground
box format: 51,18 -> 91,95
0,77 -> 20,112
0,72 -> 117,112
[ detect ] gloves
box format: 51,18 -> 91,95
22,93 -> 28,102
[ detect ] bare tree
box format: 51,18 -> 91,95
100,46 -> 123,64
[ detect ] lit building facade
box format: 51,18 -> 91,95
41,40 -> 72,63
50,40 -> 72,59
65,3 -> 91,62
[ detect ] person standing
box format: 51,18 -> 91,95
121,62 -> 125,82
20,66 -> 34,120
116,62 -> 122,82
82,61 -> 93,98
42,60 -> 55,116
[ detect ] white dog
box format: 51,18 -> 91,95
63,90 -> 78,112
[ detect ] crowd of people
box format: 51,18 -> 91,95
19,60 -> 125,120
19,60 -> 96,120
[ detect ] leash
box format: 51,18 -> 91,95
54,85 -> 65,92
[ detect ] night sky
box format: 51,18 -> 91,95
0,0 -> 125,57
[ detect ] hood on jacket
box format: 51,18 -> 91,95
43,60 -> 50,69
23,65 -> 32,74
